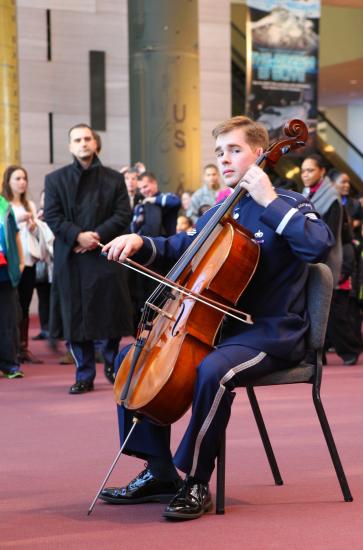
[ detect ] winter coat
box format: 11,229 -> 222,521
44,157 -> 133,341
0,196 -> 21,287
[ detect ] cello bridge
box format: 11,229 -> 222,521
145,301 -> 176,321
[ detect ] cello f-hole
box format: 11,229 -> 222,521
171,302 -> 185,337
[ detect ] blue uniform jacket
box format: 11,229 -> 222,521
131,192 -> 181,237
134,189 -> 334,362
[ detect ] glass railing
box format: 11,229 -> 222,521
317,111 -> 363,180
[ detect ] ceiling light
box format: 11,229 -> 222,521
324,145 -> 335,153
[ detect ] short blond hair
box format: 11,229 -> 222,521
212,116 -> 269,151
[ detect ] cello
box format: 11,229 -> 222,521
88,118 -> 308,514
113,118 -> 308,426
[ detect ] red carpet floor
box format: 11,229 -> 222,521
1,322 -> 362,549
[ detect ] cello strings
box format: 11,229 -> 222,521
144,158 -> 267,309
144,181 -> 244,308
147,151 -> 267,309
136,178 -> 252,325
119,259 -> 252,324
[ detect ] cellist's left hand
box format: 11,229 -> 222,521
240,165 -> 278,208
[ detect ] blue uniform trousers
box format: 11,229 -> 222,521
115,343 -> 296,483
69,338 -> 119,383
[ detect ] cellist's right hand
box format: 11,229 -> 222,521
102,233 -> 144,262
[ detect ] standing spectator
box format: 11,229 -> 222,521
44,123 -> 133,394
132,171 -> 181,237
129,171 -> 181,329
301,154 -> 343,287
32,190 -> 54,341
331,171 -> 362,361
2,165 -> 43,364
186,164 -> 221,223
326,212 -> 361,365
124,168 -> 142,210
0,195 -> 24,378
330,170 -> 363,241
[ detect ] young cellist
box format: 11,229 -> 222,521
101,116 -> 334,521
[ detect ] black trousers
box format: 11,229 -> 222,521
327,289 -> 361,359
115,344 -> 295,483
17,265 -> 36,319
35,281 -> 51,331
0,281 -> 20,368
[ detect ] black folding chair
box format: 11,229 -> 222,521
215,263 -> 353,514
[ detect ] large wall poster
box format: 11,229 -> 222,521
246,0 -> 320,142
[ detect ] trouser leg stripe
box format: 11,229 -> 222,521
190,351 -> 266,477
68,344 -> 79,370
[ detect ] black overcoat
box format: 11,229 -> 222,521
44,157 -> 133,341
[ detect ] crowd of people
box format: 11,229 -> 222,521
1,121 -> 362,393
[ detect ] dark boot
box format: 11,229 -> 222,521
18,317 -> 43,364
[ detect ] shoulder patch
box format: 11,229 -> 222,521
297,202 -> 314,210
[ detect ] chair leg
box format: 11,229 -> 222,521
215,432 -> 226,514
312,385 -> 353,502
247,386 -> 283,486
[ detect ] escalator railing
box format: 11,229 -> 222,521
317,110 -> 363,191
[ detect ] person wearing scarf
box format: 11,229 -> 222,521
301,154 -> 342,288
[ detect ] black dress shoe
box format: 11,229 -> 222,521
342,354 -> 358,366
100,468 -> 182,504
163,477 -> 212,520
32,331 -> 49,341
69,381 -> 94,394
104,363 -> 115,384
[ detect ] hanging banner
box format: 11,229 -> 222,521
246,0 -> 320,140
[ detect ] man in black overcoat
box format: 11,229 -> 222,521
44,123 -> 133,394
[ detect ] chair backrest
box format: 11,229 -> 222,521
306,263 -> 333,351
240,264 -> 333,387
